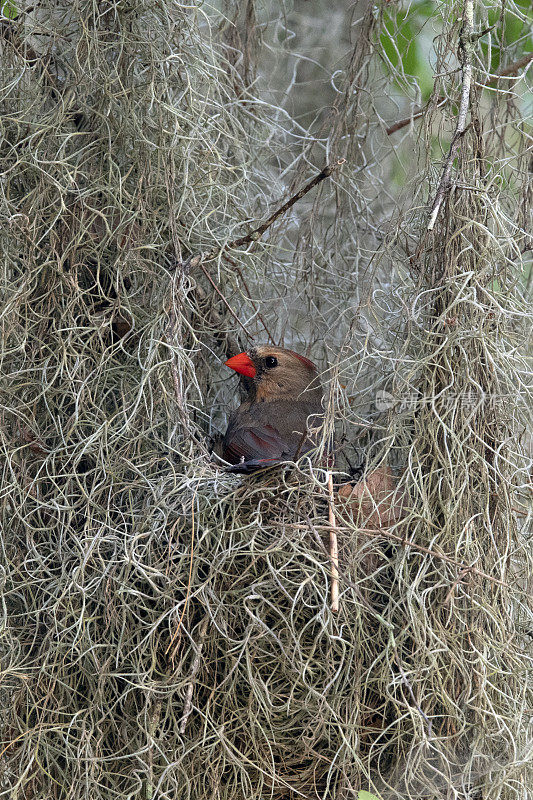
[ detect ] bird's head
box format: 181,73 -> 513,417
225,345 -> 322,402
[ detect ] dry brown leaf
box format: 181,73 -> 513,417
337,466 -> 408,528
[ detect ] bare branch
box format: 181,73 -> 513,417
291,523 -> 509,589
197,261 -> 254,341
385,97 -> 446,136
386,55 -> 532,138
484,52 -> 533,85
427,0 -> 475,231
229,159 -> 346,250
327,472 -> 340,612
179,159 -> 346,273
179,615 -> 210,734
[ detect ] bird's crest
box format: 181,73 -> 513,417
288,351 -> 316,371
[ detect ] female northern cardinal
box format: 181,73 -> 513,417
222,345 -> 324,473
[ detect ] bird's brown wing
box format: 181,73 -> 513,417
223,422 -> 292,472
222,399 -> 322,474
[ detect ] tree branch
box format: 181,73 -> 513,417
484,52 -> 533,86
179,615 -> 210,735
385,54 -> 532,137
178,158 -> 345,273
230,159 -> 346,249
385,97 -> 446,136
327,472 -> 340,613
291,522 -> 509,589
427,0 -> 475,231
197,261 -> 254,340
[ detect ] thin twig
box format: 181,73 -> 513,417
293,427 -> 310,461
327,472 -> 340,612
146,698 -> 162,800
232,260 -> 277,344
179,614 -> 210,735
385,97 -> 446,135
178,159 -> 345,273
386,55 -> 532,137
444,567 -> 471,605
166,488 -> 197,659
290,523 -> 509,588
229,159 -> 346,250
427,0 -> 475,231
289,499 -> 396,630
484,52 -> 533,86
197,261 -> 254,340
177,160 -> 344,349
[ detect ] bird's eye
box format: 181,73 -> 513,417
264,356 -> 278,369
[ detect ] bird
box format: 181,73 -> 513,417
222,345 -> 324,473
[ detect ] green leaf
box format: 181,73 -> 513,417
480,3 -> 533,74
1,0 -> 18,19
415,0 -> 437,17
358,792 -> 383,800
378,5 -> 434,101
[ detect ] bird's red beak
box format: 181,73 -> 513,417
224,351 -> 256,378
